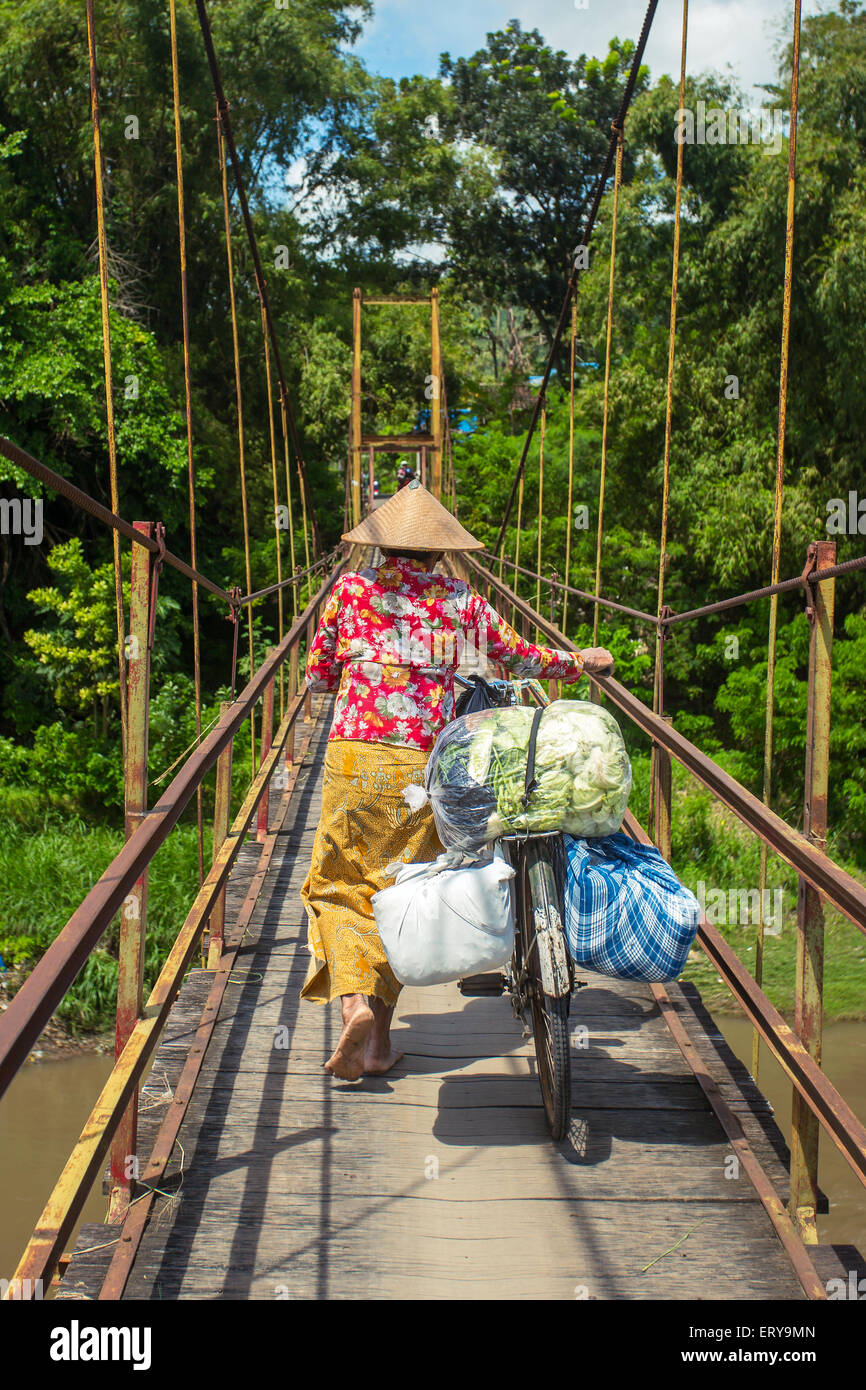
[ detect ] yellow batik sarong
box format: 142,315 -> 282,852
300,738 -> 443,1007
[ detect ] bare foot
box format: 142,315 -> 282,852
364,996 -> 404,1074
364,1041 -> 405,1075
324,999 -> 374,1080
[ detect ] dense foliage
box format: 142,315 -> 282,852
1,1 -> 865,1024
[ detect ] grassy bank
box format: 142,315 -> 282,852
0,785 -> 210,1033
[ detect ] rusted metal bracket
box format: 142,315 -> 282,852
146,522 -> 166,652
228,585 -> 242,699
801,544 -> 819,620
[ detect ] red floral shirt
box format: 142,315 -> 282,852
306,556 -> 585,751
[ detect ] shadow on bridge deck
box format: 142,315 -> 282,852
58,697 -> 807,1301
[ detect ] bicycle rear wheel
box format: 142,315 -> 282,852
517,838 -> 572,1140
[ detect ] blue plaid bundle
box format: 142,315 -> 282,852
563,833 -> 701,982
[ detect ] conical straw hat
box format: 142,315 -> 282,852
342,480 -> 484,552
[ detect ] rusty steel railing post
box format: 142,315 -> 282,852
304,611 -> 315,721
108,521 -> 154,1222
351,288 -> 363,528
548,571 -> 560,701
789,538 -> 836,1242
648,613 -> 669,820
287,626 -> 299,765
652,619 -> 673,861
430,287 -> 443,499
256,653 -> 276,842
654,715 -> 674,863
206,701 -> 233,969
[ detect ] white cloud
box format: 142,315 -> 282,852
355,0 -> 827,102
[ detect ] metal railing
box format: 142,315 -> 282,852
0,536 -> 348,1296
455,549 -> 866,1260
4,526 -> 865,1299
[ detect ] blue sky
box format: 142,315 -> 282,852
352,0 -> 825,101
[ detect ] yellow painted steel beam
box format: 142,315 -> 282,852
351,288 -> 363,528
430,288 -> 443,500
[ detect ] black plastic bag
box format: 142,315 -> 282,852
454,675 -> 512,718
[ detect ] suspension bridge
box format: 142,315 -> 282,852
1,0 -> 866,1302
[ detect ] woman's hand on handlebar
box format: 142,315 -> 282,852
581,647 -> 615,677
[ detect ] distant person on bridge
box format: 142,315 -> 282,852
395,461 -> 415,489
300,481 -> 615,1080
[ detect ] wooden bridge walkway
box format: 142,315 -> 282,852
58,696 -> 815,1300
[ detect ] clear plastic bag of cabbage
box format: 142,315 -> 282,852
425,700 -> 632,852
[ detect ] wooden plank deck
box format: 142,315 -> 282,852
59,696 -> 808,1301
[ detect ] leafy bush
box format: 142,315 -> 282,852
0,812 -> 210,1033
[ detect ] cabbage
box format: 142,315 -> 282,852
426,700 -> 633,852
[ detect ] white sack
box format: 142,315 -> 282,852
372,850 -> 515,987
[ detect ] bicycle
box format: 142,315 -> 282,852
453,674 -> 575,1140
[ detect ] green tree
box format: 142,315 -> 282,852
22,538 -> 182,734
440,24 -> 649,355
24,539 -> 126,735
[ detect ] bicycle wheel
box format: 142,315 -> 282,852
519,839 -> 572,1140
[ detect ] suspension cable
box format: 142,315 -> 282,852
479,547 -> 866,627
237,551 -> 340,608
649,0 -> 688,833
217,103 -> 256,771
441,378 -> 457,515
535,405 -> 546,636
654,0 -> 689,702
563,300 -> 578,635
756,0 -> 803,1073
493,0 -> 659,559
511,468 -> 525,628
85,0 -> 127,760
281,396 -> 300,623
297,430 -> 313,582
480,549 -> 658,624
169,0 -> 204,885
0,438 -> 234,602
261,302 -> 285,718
595,126 -> 625,648
343,433 -> 351,536
193,0 -> 321,558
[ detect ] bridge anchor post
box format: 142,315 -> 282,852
789,539 -> 835,1242
107,520 -> 155,1222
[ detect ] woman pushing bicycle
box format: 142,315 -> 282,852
299,480 -> 614,1080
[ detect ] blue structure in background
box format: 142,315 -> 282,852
413,406 -> 479,437
528,364 -> 599,385
411,363 -> 600,440
453,408 -> 478,435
